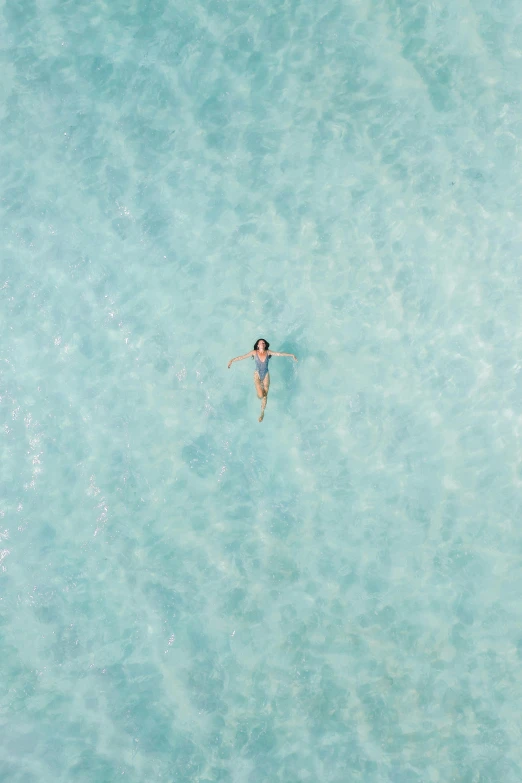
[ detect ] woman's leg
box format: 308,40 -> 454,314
254,372 -> 264,399
259,373 -> 270,422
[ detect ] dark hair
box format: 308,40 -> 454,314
253,338 -> 270,351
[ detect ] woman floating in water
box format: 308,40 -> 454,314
228,338 -> 297,422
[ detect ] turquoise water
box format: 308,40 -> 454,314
2,0 -> 522,780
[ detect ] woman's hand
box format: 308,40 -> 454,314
228,351 -> 253,367
293,355 -> 298,361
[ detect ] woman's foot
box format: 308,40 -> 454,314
258,413 -> 264,422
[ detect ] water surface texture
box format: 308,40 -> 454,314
2,0 -> 522,781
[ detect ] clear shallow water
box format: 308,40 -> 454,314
2,0 -> 522,780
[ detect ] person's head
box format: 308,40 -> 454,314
254,338 -> 270,351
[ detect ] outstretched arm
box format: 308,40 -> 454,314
269,351 -> 298,361
228,351 -> 254,368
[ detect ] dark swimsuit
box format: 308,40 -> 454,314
254,352 -> 270,381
